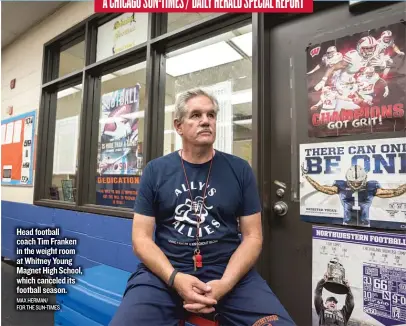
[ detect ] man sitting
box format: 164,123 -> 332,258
110,88 -> 296,326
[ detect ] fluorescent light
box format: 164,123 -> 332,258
101,74 -> 116,82
231,32 -> 252,57
114,62 -> 146,76
57,87 -> 81,99
167,32 -> 236,58
166,42 -> 243,77
100,62 -> 147,82
234,119 -> 252,126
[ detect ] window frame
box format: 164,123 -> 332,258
34,12 -> 256,219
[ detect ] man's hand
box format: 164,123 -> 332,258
173,273 -> 217,314
183,279 -> 233,314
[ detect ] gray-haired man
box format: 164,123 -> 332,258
110,88 -> 295,326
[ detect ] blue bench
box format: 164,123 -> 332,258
55,265 -> 130,326
55,264 -> 218,326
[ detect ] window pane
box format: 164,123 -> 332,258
96,13 -> 148,62
166,13 -> 222,34
163,25 -> 253,165
93,63 -> 147,209
50,84 -> 82,202
59,40 -> 85,78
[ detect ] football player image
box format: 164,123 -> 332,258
307,46 -> 344,75
333,75 -> 362,111
356,66 -> 389,105
377,30 -> 405,56
302,164 -> 406,226
375,30 -> 405,77
311,86 -> 338,113
314,272 -> 354,326
314,36 -> 379,92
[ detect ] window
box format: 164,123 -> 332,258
59,39 -> 85,78
50,84 -> 82,202
36,13 -> 253,217
163,25 -> 253,165
96,13 -> 148,62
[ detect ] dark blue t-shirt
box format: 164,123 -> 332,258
133,150 -> 262,268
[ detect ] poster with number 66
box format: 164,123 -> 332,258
312,226 -> 406,326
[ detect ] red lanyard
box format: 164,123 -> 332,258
180,149 -> 214,271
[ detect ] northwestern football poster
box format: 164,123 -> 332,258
306,22 -> 405,137
300,138 -> 406,230
312,226 -> 406,326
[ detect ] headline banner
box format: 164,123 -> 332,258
312,225 -> 406,326
94,0 -> 314,12
300,137 -> 406,230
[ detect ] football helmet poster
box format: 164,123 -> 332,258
306,22 -> 405,137
300,138 -> 406,231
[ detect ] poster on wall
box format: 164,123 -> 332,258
300,138 -> 406,230
1,110 -> 36,186
96,85 -> 143,208
312,225 -> 406,326
306,22 -> 405,137
95,175 -> 139,209
96,13 -> 148,62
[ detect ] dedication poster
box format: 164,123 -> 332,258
306,22 -> 405,137
312,226 -> 406,326
300,138 -> 406,230
95,85 -> 142,208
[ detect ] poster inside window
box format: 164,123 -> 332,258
95,85 -> 142,208
312,226 -> 406,326
300,137 -> 406,230
306,22 -> 405,137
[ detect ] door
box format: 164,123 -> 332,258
256,3 -> 406,326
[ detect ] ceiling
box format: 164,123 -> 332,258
1,1 -> 68,49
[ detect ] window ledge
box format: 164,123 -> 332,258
34,199 -> 133,219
